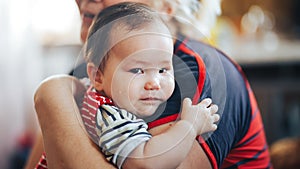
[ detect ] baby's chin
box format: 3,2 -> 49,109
132,106 -> 159,119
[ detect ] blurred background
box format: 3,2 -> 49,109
0,0 -> 299,168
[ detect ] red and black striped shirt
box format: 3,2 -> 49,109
147,36 -> 272,168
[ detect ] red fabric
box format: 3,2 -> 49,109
176,39 -> 206,104
81,87 -> 114,142
218,51 -> 272,169
221,83 -> 272,169
198,136 -> 219,169
35,152 -> 47,169
147,113 -> 179,129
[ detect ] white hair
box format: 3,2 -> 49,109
152,0 -> 222,40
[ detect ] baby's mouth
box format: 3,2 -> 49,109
140,97 -> 162,101
140,97 -> 164,105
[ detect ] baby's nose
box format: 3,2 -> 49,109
144,79 -> 161,90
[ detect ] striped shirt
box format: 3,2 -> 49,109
81,87 -> 152,168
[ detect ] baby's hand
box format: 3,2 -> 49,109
180,98 -> 219,135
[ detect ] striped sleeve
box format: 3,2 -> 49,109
80,88 -> 102,144
35,152 -> 47,169
96,104 -> 152,168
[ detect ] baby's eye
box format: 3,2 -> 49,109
159,68 -> 167,73
129,68 -> 144,74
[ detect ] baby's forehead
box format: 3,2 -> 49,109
109,21 -> 171,46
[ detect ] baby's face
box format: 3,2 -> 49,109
101,26 -> 174,118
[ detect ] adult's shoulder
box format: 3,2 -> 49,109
185,38 -> 247,96
185,39 -> 254,168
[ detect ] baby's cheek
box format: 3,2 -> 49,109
163,77 -> 175,96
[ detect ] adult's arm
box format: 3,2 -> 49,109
34,75 -> 212,169
24,131 -> 44,169
147,122 -> 213,169
34,75 -> 116,169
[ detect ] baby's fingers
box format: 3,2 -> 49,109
213,114 -> 220,123
199,98 -> 212,108
211,124 -> 218,131
210,104 -> 218,114
182,98 -> 192,107
204,122 -> 218,133
208,115 -> 219,132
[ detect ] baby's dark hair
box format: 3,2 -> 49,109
85,2 -> 165,72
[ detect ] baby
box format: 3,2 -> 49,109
81,2 -> 219,169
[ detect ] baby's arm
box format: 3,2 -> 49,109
122,98 -> 219,169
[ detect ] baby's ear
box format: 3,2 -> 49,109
87,62 -> 104,91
